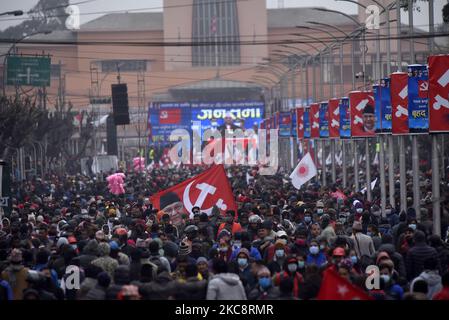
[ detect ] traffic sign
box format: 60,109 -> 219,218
6,56 -> 51,87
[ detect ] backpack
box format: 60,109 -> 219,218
149,255 -> 163,272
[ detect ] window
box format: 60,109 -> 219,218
192,0 -> 240,67
100,60 -> 147,73
51,64 -> 61,78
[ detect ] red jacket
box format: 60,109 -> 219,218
433,286 -> 449,300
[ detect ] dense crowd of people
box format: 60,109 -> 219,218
1,163 -> 449,300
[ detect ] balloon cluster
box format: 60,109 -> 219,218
133,157 -> 145,173
106,173 -> 126,195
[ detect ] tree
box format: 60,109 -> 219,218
0,96 -> 44,159
0,0 -> 69,39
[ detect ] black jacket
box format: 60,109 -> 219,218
173,277 -> 208,300
405,242 -> 440,280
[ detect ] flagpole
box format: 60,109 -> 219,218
432,134 -> 441,236
331,139 -> 336,183
342,139 -> 347,188
399,136 -> 407,212
322,140 -> 327,187
353,140 -> 359,192
365,138 -> 371,201
379,135 -> 386,213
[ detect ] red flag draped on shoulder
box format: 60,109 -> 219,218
317,268 -> 373,300
150,165 -> 237,226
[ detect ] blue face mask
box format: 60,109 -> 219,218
350,256 -> 358,264
309,246 -> 319,255
237,258 -> 248,267
275,249 -> 285,258
380,274 -> 390,284
298,260 -> 305,269
304,216 -> 312,223
259,277 -> 271,289
409,224 -> 417,230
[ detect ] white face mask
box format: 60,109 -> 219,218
287,263 -> 298,273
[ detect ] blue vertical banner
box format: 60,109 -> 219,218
303,108 -> 311,139
319,102 -> 329,138
408,64 -> 429,133
291,109 -> 297,138
339,97 -> 351,138
278,112 -> 292,137
380,77 -> 392,133
373,84 -> 382,133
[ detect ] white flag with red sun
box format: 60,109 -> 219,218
289,152 -> 317,189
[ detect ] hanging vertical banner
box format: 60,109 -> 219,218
291,108 -> 297,138
429,54 -> 449,132
319,102 -> 329,138
373,84 -> 382,133
407,64 -> 429,133
310,103 -> 320,139
303,108 -> 311,139
349,91 -> 375,137
391,72 -> 410,135
380,78 -> 392,133
328,98 -> 340,138
339,97 -> 351,138
279,112 -> 292,137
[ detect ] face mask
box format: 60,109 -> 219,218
385,209 -> 392,215
350,256 -> 358,264
408,224 -> 417,230
287,263 -> 298,273
275,249 -> 285,258
297,261 -> 305,269
317,208 -> 324,215
356,208 -> 363,214
309,246 -> 319,255
320,244 -> 325,250
380,274 -> 390,284
304,216 -> 312,223
233,241 -> 241,248
220,247 -> 228,253
259,277 -> 272,289
237,258 -> 248,267
373,211 -> 381,217
71,245 -> 77,250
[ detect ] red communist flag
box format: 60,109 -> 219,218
159,108 -> 181,125
150,165 -> 237,227
310,103 -> 320,139
317,268 -> 373,300
391,72 -> 410,134
349,91 -> 375,137
328,98 -> 340,138
296,107 -> 304,139
429,54 -> 449,132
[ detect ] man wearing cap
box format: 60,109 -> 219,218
362,104 -> 376,134
159,192 -> 185,228
350,221 -> 375,261
236,248 -> 256,290
218,112 -> 241,138
1,249 -> 29,300
248,266 -> 280,300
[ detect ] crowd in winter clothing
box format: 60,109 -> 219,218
1,164 -> 449,300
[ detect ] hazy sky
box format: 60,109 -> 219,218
0,0 -> 445,32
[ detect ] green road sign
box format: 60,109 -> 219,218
6,56 -> 51,87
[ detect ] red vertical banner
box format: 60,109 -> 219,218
429,54 -> 449,132
310,103 -> 320,139
296,107 -> 304,139
328,98 -> 340,138
349,91 -> 376,137
391,72 -> 410,134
